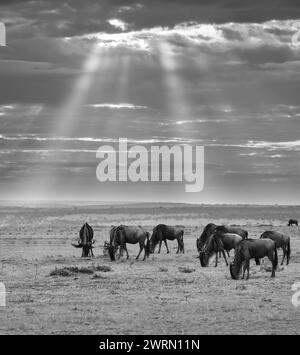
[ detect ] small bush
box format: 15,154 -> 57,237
50,268 -> 73,277
94,265 -> 112,272
50,266 -> 94,277
178,267 -> 195,273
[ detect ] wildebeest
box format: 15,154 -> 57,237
230,239 -> 278,280
150,224 -> 185,254
288,219 -> 298,227
108,225 -> 150,261
196,224 -> 247,251
215,225 -> 248,240
260,231 -> 291,265
196,223 -> 218,252
71,222 -> 95,257
199,233 -> 242,267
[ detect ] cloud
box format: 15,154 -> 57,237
245,140 -> 300,151
71,20 -> 300,54
108,18 -> 129,31
0,59 -> 79,75
85,103 -> 148,109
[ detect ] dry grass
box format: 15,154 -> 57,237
0,203 -> 299,335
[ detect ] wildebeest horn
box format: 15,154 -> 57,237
71,243 -> 83,248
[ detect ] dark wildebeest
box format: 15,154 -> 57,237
150,224 -> 185,254
230,239 -> 278,280
260,231 -> 291,265
196,223 -> 218,252
196,224 -> 247,259
288,219 -> 298,227
108,226 -> 150,261
72,222 -> 95,257
108,225 -> 126,257
199,233 -> 242,267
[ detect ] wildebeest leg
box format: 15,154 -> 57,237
268,252 -> 276,278
226,250 -> 230,258
164,239 -> 170,253
143,243 -> 148,261
124,244 -> 129,259
117,247 -> 122,260
242,263 -> 246,279
176,239 -> 180,254
245,260 -> 250,280
214,252 -> 218,267
136,243 -> 143,260
281,246 -> 285,265
255,258 -> 260,266
158,240 -> 162,253
221,249 -> 229,266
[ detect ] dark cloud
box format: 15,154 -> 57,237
0,1 -> 300,203
1,0 -> 300,39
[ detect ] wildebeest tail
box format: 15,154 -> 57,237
287,238 -> 291,261
273,245 -> 278,269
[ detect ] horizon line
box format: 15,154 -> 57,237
0,199 -> 299,207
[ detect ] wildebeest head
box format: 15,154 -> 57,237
229,262 -> 240,280
72,223 -> 94,257
199,251 -> 209,267
108,225 -> 120,261
108,244 -> 116,261
149,228 -> 159,253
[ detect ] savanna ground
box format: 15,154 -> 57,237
0,202 -> 299,335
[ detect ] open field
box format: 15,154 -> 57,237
0,203 -> 300,335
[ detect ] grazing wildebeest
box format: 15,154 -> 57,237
108,225 -> 150,261
196,223 -> 218,252
230,239 -> 278,280
288,219 -> 298,227
199,233 -> 242,267
260,231 -> 291,265
150,224 -> 185,254
71,222 -> 95,257
197,224 -> 247,253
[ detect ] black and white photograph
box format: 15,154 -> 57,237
0,0 -> 300,337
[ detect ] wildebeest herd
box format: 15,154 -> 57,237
72,219 -> 297,280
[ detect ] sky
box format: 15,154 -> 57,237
0,0 -> 300,204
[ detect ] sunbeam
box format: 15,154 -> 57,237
53,44 -> 104,138
158,40 -> 192,123
17,44 -> 107,200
